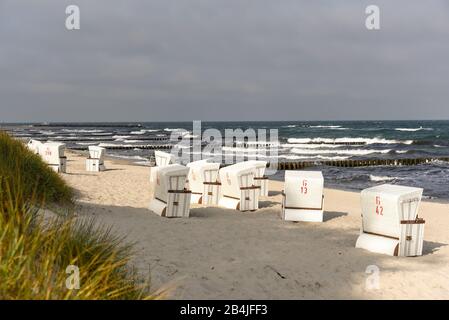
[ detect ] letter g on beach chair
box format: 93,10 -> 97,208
187,159 -> 221,205
281,171 -> 324,222
148,164 -> 192,218
86,146 -> 106,172
218,162 -> 260,212
355,184 -> 425,257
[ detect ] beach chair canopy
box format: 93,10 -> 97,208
244,160 -> 267,177
284,171 -> 324,209
187,159 -> 220,193
154,164 -> 189,202
88,146 -> 106,160
155,150 -> 175,166
219,162 -> 257,199
40,142 -> 66,164
361,184 -> 423,239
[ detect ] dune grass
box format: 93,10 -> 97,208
0,132 -> 158,299
0,131 -> 73,207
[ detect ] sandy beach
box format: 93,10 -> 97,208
63,152 -> 449,299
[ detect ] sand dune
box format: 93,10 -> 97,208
63,152 -> 449,299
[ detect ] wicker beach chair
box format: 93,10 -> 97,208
86,146 -> 106,172
356,184 -> 425,257
218,162 -> 260,211
40,142 -> 67,173
148,164 -> 191,218
281,171 -> 324,222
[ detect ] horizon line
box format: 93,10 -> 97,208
1,119 -> 449,125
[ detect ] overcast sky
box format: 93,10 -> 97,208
0,0 -> 448,122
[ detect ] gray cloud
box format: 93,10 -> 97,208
0,0 -> 448,122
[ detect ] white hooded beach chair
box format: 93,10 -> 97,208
355,184 -> 425,257
86,146 -> 106,172
27,139 -> 43,155
148,164 -> 192,218
40,142 -> 67,173
246,160 -> 269,197
186,159 -> 221,205
281,171 -> 324,222
218,162 -> 260,211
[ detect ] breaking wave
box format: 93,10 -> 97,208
395,127 -> 433,132
130,129 -> 159,135
287,137 -> 413,145
291,148 -> 392,156
369,175 -> 397,182
62,129 -> 105,133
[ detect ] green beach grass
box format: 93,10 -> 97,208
0,132 -> 156,299
0,131 -> 73,207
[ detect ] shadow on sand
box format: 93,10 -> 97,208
323,211 -> 348,222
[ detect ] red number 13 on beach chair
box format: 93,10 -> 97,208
300,180 -> 308,194
375,196 -> 383,216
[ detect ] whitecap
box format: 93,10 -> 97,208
395,127 -> 432,132
280,155 -> 350,161
62,129 -> 104,133
291,148 -> 391,156
164,128 -> 186,132
287,137 -> 413,145
130,129 -> 159,135
369,175 -> 397,182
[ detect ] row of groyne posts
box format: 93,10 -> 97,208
69,145 -> 448,168
274,157 -> 449,169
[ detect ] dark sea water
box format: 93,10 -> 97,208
2,120 -> 449,200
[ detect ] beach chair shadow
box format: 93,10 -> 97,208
189,206 -> 239,218
422,241 -> 447,255
258,200 -> 279,209
63,172 -> 93,176
323,211 -> 348,222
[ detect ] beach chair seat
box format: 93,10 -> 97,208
355,184 -> 425,257
86,146 -> 106,172
27,139 -> 43,155
187,159 -> 221,205
149,164 -> 191,218
281,171 -> 324,222
40,142 -> 67,173
218,162 -> 260,211
245,160 -> 269,197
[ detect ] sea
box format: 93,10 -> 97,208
2,120 -> 448,200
